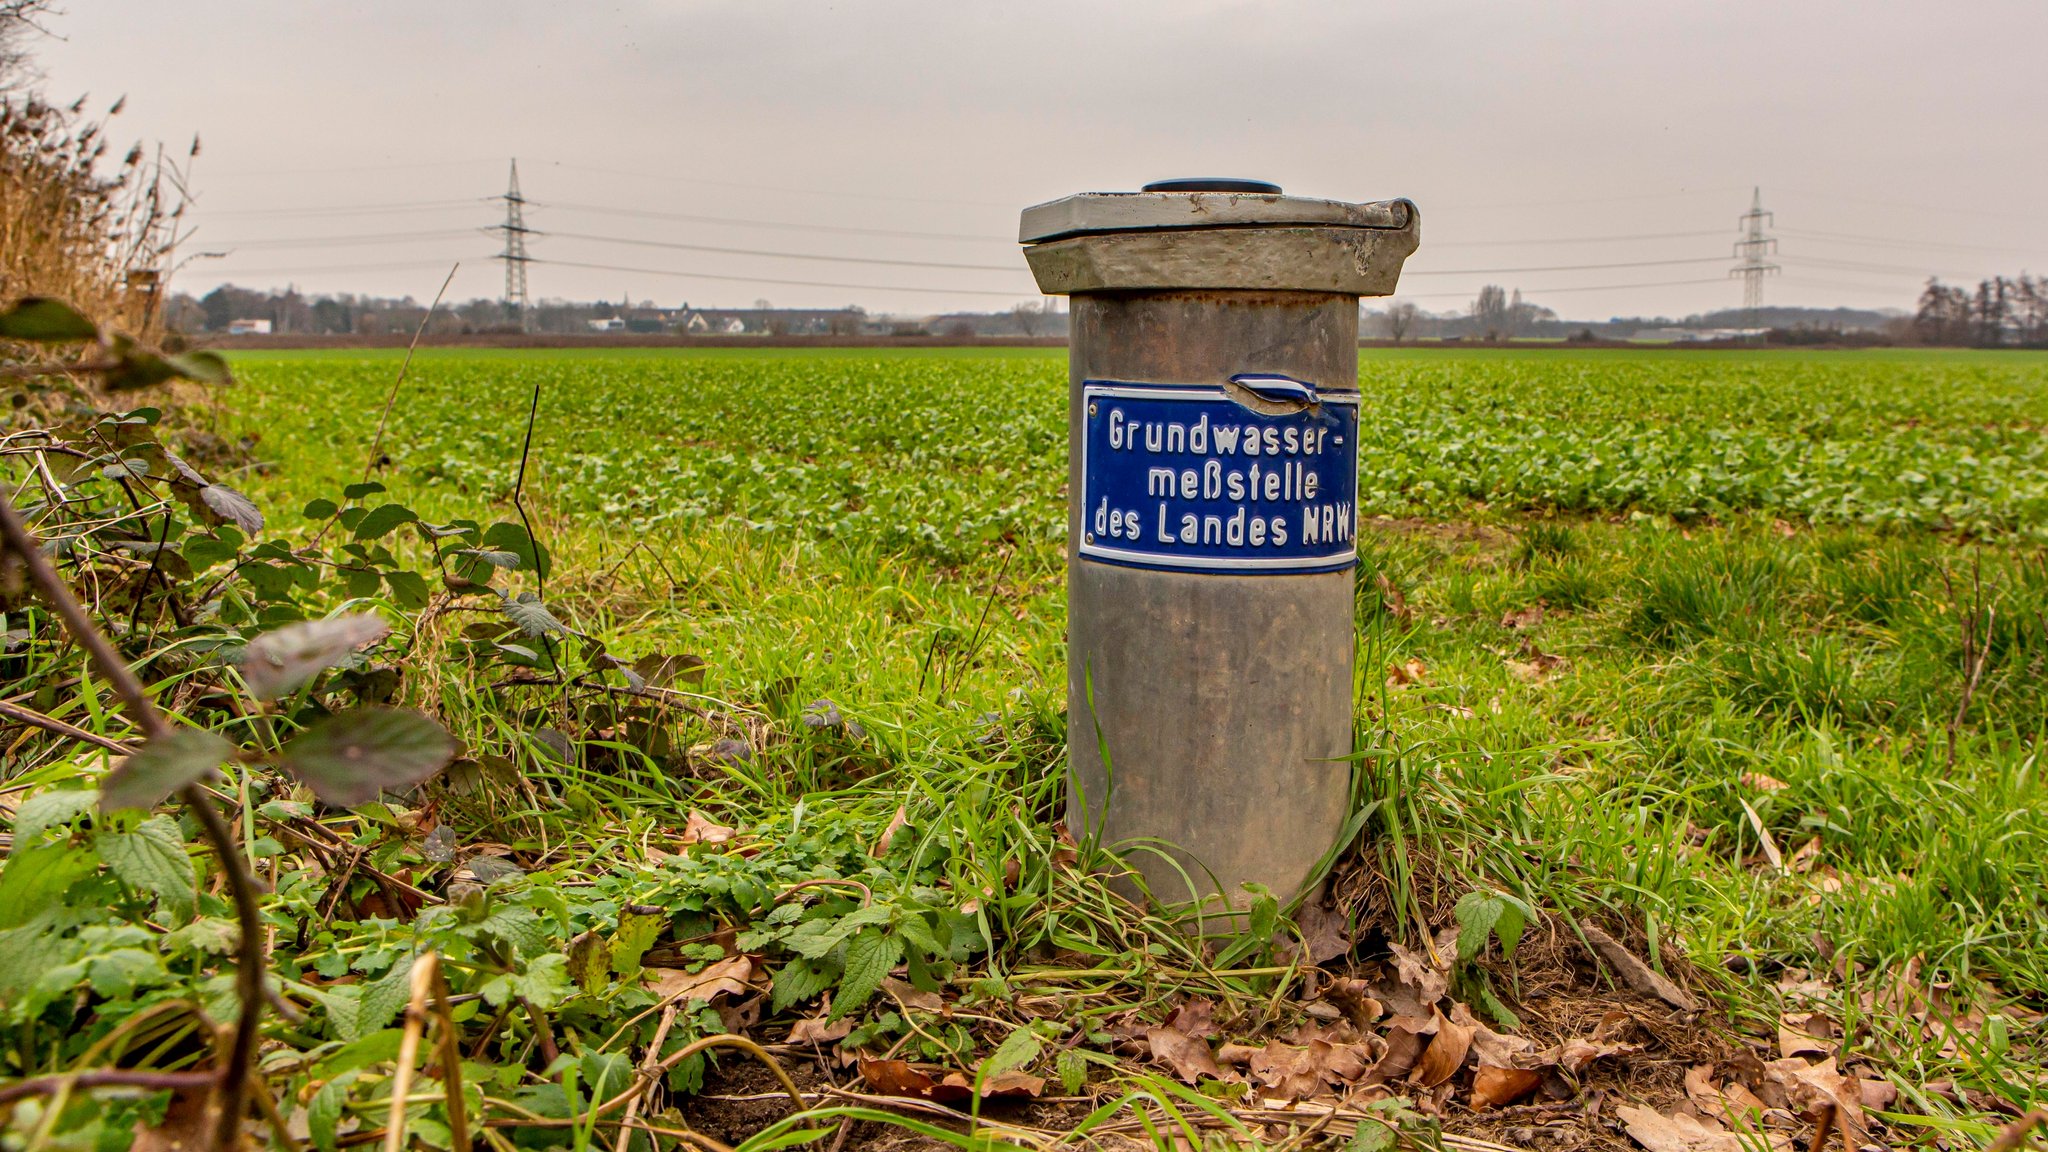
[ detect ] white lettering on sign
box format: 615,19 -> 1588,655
1081,380 -> 1359,574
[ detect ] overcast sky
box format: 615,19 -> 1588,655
35,0 -> 2048,319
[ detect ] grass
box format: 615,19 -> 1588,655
4,345 -> 2044,1147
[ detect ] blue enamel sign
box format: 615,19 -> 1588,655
1079,375 -> 1359,574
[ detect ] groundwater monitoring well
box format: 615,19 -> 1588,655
1020,179 -> 1420,917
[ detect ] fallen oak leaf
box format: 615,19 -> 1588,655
679,809 -> 737,846
1408,1007 -> 1473,1089
1472,1065 -> 1545,1110
1362,1015 -> 1435,1085
1147,1025 -> 1224,1084
787,1015 -> 854,1044
1779,1012 -> 1835,1060
647,954 -> 751,1004
1619,1104 -> 1790,1152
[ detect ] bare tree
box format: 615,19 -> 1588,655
1472,285 -> 1510,342
1384,301 -> 1419,343
1011,300 -> 1043,337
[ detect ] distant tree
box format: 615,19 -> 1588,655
1471,285 -> 1510,341
1913,278 -> 1974,346
826,307 -> 863,336
1383,301 -> 1419,343
1011,300 -> 1044,337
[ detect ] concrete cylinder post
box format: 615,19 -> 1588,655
1019,179 -> 1419,918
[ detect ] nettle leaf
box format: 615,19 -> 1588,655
983,1026 -> 1043,1079
101,729 -> 233,811
97,815 -> 196,912
241,613 -> 391,700
501,592 -> 568,638
829,928 -> 902,1020
9,789 -> 99,848
353,503 -> 418,541
198,484 -> 264,533
277,707 -> 459,807
611,908 -> 665,977
771,956 -> 839,1013
0,296 -> 99,341
358,953 -> 415,1036
480,953 -> 574,1010
1453,889 -> 1533,964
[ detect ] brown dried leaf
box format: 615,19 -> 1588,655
1324,978 -> 1385,1030
647,954 -> 751,1004
1618,1105 -> 1787,1152
679,810 -> 736,846
1166,998 -> 1217,1040
1501,603 -> 1545,630
1742,772 -> 1790,792
1377,571 -> 1412,622
1296,899 -> 1354,965
978,1070 -> 1046,1098
859,1058 -> 941,1099
1449,1002 -> 1533,1069
882,976 -> 943,1013
1409,1007 -> 1473,1088
1581,924 -> 1700,1011
1778,1012 -> 1835,1060
1381,940 -> 1451,1017
1386,658 -> 1428,687
1148,1025 -> 1223,1084
787,1015 -> 855,1044
1765,1057 -> 1872,1151
1362,1015 -> 1436,1085
1249,1042 -> 1325,1100
872,804 -> 909,857
1472,1065 -> 1545,1109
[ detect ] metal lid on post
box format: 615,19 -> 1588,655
1019,181 -> 1420,296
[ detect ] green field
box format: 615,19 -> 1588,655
6,346 -> 2046,1149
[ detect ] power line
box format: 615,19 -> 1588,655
196,258 -> 491,278
545,231 -> 1024,272
201,229 -> 481,250
533,258 -> 1030,299
1404,255 -> 1729,276
1391,276 -> 1732,302
1426,229 -> 1731,248
541,200 -> 1009,243
202,199 -> 488,219
529,158 -> 1010,208
1777,227 -> 2045,259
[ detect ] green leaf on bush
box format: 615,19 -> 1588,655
277,707 -> 459,807
0,297 -> 98,342
101,729 -> 232,811
353,502 -> 417,541
381,568 -> 432,609
241,613 -> 390,700
502,592 -> 568,638
771,956 -> 838,1013
198,484 -> 264,533
97,815 -> 196,913
982,1026 -> 1042,1079
9,789 -> 99,847
479,953 -> 573,1010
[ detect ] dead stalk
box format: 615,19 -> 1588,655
613,1002 -> 681,1152
429,959 -> 473,1152
385,953 -> 444,1152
